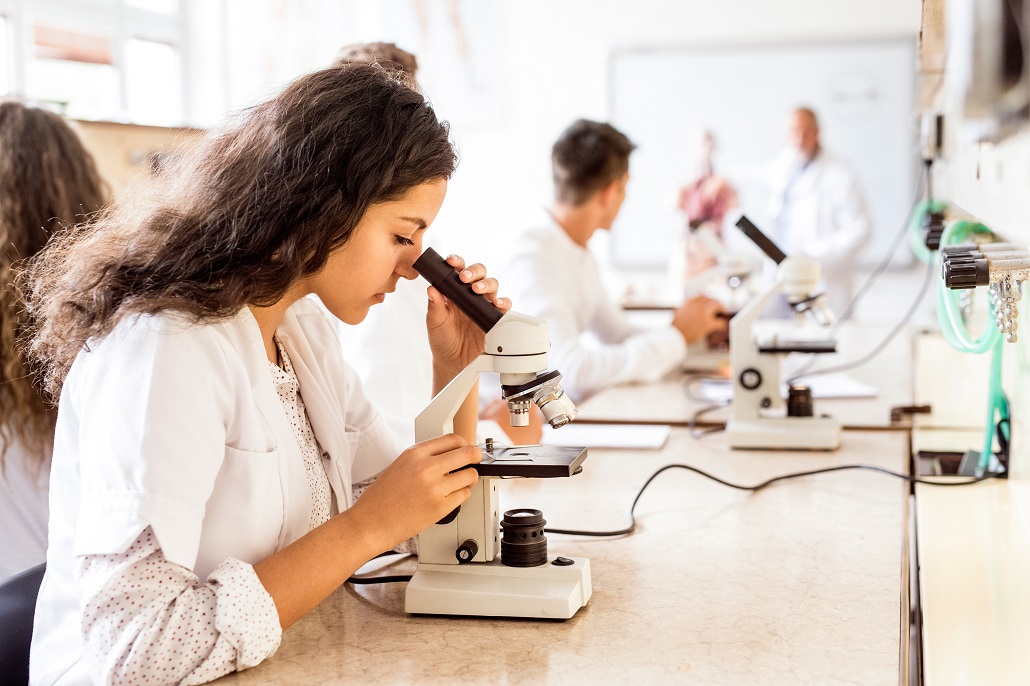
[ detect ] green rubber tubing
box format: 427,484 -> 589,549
978,339 -> 1006,475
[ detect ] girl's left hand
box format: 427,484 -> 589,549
426,254 -> 510,382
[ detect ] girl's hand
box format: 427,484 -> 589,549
348,434 -> 481,552
425,254 -> 510,381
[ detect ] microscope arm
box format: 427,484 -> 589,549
729,279 -> 785,416
415,355 -> 493,444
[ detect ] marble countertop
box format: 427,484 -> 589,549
216,430 -> 908,685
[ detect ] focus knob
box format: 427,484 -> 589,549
456,539 -> 479,564
739,368 -> 762,390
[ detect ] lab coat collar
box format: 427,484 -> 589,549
275,306 -> 353,509
232,306 -> 313,548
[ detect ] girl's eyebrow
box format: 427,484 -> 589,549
399,216 -> 428,230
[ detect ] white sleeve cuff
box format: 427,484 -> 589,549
206,557 -> 282,671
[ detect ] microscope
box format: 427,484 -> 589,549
724,217 -> 842,450
403,248 -> 592,619
681,222 -> 753,371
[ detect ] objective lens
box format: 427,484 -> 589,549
507,399 -> 531,427
539,391 -> 578,428
500,509 -> 548,567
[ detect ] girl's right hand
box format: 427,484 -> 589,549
348,434 -> 481,553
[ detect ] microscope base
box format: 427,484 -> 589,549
405,557 -> 591,619
726,415 -> 841,451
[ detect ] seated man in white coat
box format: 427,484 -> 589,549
502,119 -> 726,403
767,107 -> 873,315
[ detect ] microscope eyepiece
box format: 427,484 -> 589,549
413,247 -> 504,333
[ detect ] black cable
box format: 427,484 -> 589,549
346,574 -> 413,585
346,552 -> 415,585
688,402 -> 729,438
546,461 -> 1002,538
832,161 -> 928,327
787,162 -> 928,380
788,254 -> 935,383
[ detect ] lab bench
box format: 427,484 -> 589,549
215,429 -> 909,685
212,325 -> 1025,684
909,329 -> 1030,686
912,475 -> 1030,686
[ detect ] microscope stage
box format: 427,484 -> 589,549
757,340 -> 836,354
474,444 -> 588,478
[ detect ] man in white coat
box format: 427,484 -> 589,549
500,119 -> 726,403
767,107 -> 873,315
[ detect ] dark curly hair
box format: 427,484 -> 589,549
0,101 -> 107,470
24,63 -> 456,400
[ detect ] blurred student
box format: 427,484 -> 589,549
0,101 -> 107,582
332,41 -> 419,89
25,65 -> 502,685
329,42 -> 541,444
767,107 -> 872,314
330,42 -> 432,447
502,119 -> 726,402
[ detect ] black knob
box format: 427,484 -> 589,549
922,211 -> 946,251
787,384 -> 814,417
456,539 -> 479,564
940,254 -> 974,280
940,243 -> 978,256
943,259 -> 990,289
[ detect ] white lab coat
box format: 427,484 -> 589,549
766,150 -> 873,314
30,298 -> 402,686
500,216 -> 687,402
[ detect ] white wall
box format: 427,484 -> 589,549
430,0 -> 922,267
181,0 -> 921,267
927,2 -> 1030,485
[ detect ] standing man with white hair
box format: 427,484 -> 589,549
767,107 -> 872,315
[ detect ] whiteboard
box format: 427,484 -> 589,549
607,38 -> 917,269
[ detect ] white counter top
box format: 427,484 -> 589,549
216,430 -> 909,685
916,478 -> 1030,685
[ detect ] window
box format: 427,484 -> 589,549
0,16 -> 8,96
126,0 -> 178,13
26,23 -> 119,120
1,0 -> 186,125
125,38 -> 180,125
